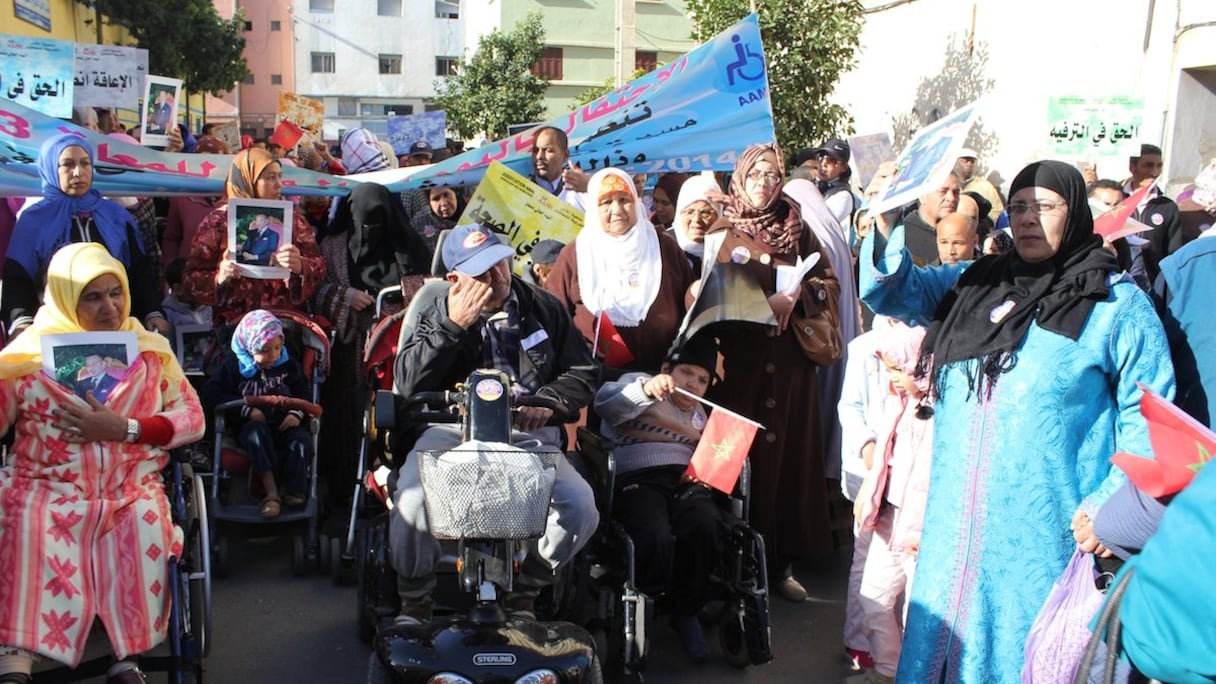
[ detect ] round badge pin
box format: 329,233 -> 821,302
730,246 -> 751,264
759,253 -> 772,265
692,411 -> 706,430
1151,213 -> 1164,226
989,299 -> 1017,324
475,378 -> 504,402
627,271 -> 640,288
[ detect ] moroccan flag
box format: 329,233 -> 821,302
686,409 -> 760,494
1093,183 -> 1154,241
1110,384 -> 1215,497
270,119 -> 304,149
593,311 -> 634,368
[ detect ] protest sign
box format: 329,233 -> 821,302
380,13 -> 775,193
209,120 -> 241,152
868,102 -> 981,216
0,99 -> 356,197
847,132 -> 893,189
386,111 -> 447,155
277,92 -> 324,144
1,34 -> 75,118
456,161 -> 584,275
73,43 -> 147,110
15,0 -> 51,31
141,75 -> 181,147
1047,95 -> 1142,160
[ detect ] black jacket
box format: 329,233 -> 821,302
394,277 -> 597,419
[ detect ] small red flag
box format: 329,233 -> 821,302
1110,384 -> 1215,497
594,311 -> 634,368
685,410 -> 759,494
270,119 -> 304,149
1093,183 -> 1153,240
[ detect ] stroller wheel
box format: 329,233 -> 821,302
719,609 -> 750,670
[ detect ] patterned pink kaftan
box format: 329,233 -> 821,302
0,351 -> 204,666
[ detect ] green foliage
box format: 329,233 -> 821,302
685,0 -> 864,159
571,68 -> 651,110
75,0 -> 249,97
434,13 -> 549,141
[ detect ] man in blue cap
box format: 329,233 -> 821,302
388,222 -> 599,623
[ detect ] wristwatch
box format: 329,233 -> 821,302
125,418 -> 141,444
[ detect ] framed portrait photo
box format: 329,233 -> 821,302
40,331 -> 139,404
227,198 -> 294,279
140,75 -> 182,148
174,323 -> 213,376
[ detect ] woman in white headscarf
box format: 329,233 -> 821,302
668,173 -> 724,274
546,167 -> 695,373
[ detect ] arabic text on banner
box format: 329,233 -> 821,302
386,111 -> 448,154
1046,95 -> 1143,159
0,99 -> 358,198
379,13 -> 775,193
1,33 -> 75,118
277,92 -> 325,144
455,161 -> 584,276
73,44 -> 148,110
868,102 -> 981,217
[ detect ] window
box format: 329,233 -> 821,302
270,74 -> 283,85
309,0 -> 333,11
270,20 -> 281,31
384,104 -> 413,115
436,1 -> 459,18
379,54 -> 402,75
635,51 -> 657,73
243,73 -> 255,85
532,47 -> 563,80
378,0 -> 402,15
243,20 -> 252,31
338,97 -> 357,117
435,57 -> 458,77
311,52 -> 335,73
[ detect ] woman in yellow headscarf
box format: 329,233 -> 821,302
178,147 -> 326,325
0,243 -> 205,683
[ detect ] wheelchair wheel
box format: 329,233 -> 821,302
719,608 -> 750,670
187,468 -> 212,658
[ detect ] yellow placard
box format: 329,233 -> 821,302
456,161 -> 584,275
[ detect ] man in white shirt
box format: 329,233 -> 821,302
530,126 -> 588,212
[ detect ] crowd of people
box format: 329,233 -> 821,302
0,100 -> 1212,684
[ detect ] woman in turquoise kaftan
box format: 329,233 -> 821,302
859,161 -> 1175,682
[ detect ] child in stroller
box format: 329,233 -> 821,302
201,309 -> 312,518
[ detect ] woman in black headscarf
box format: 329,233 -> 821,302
858,160 -> 1175,683
314,182 -> 431,489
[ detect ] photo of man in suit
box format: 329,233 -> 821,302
75,353 -> 119,402
240,214 -> 280,265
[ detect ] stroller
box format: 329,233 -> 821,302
206,309 -> 332,577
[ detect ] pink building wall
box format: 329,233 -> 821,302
211,0 -> 294,137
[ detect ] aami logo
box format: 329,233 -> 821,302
473,653 -> 517,666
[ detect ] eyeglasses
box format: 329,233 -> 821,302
745,170 -> 782,183
1007,200 -> 1068,216
680,207 -> 718,221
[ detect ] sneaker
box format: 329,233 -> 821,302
775,575 -> 808,603
670,614 -> 710,664
843,670 -> 894,684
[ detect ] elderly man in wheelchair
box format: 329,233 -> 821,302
387,223 -> 600,625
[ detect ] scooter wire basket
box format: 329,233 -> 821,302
417,444 -> 560,540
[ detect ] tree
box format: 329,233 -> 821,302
571,68 -> 650,110
685,0 -> 864,158
75,0 -> 248,97
434,13 -> 549,142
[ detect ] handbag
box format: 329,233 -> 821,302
1023,547 -> 1106,684
789,276 -> 843,366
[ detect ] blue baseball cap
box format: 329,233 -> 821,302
442,223 -> 515,276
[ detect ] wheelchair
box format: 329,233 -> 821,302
33,455 -> 212,684
205,309 -> 331,577
562,427 -> 773,680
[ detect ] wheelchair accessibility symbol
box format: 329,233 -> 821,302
725,35 -> 765,87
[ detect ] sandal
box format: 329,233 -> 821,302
260,497 -> 281,518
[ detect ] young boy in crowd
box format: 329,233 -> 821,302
593,334 -> 731,663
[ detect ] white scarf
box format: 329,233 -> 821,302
672,173 -> 723,258
576,168 -> 662,327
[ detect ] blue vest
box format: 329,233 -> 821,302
1159,235 -> 1216,427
